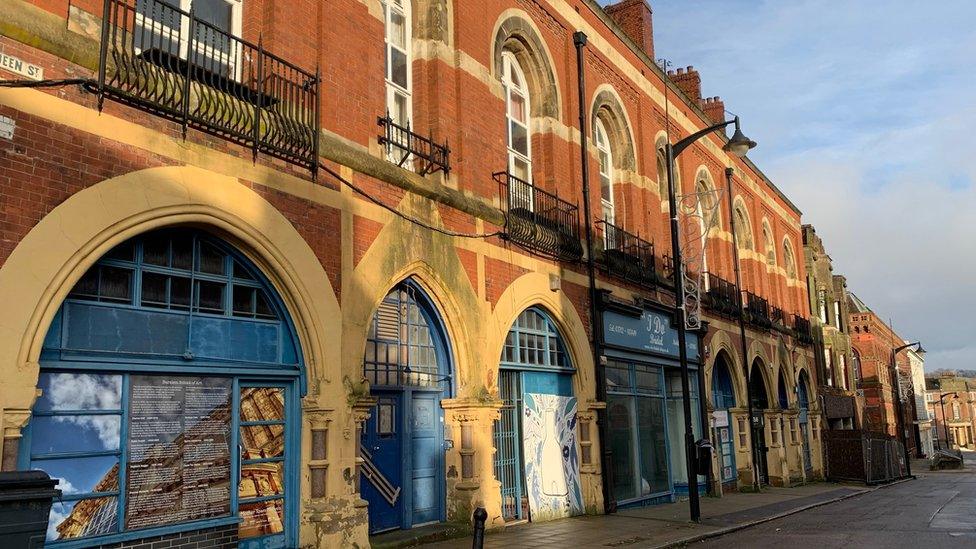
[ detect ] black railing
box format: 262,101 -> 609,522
704,273 -> 740,318
770,305 -> 788,326
98,0 -> 319,173
378,114 -> 450,175
596,220 -> 656,287
743,292 -> 772,329
794,315 -> 814,345
496,172 -> 582,261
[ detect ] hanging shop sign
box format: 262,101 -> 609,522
603,308 -> 700,361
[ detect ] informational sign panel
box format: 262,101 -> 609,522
603,309 -> 700,361
125,376 -> 232,529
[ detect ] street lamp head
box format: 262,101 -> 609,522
724,116 -> 757,158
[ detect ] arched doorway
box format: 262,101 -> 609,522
361,278 -> 453,534
798,372 -> 813,474
493,307 -> 583,522
749,360 -> 770,485
22,228 -> 304,548
711,353 -> 737,486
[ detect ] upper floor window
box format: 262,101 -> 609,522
383,0 -> 411,127
839,354 -> 848,390
833,301 -> 842,330
783,238 -> 798,278
852,350 -> 861,382
818,289 -> 828,324
762,220 -> 776,265
136,0 -> 243,78
953,402 -> 961,420
824,349 -> 833,387
731,199 -> 754,250
656,149 -> 670,213
595,118 -> 615,223
503,52 -> 531,186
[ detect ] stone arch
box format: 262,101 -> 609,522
761,218 -> 776,265
347,205 -> 483,395
709,349 -> 744,410
783,236 -> 798,278
489,272 -> 594,400
732,195 -> 755,250
704,330 -> 746,408
590,85 -> 637,171
749,356 -> 774,408
794,355 -> 816,403
491,10 -> 561,119
0,165 -> 341,461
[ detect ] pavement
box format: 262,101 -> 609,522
420,481 -> 875,549
414,452 -> 976,549
693,451 -> 976,549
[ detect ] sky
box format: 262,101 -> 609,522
635,0 -> 976,373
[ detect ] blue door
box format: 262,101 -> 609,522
362,392 -> 404,534
361,280 -> 452,535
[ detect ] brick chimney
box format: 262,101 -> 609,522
666,66 -> 701,103
604,0 -> 654,60
701,96 -> 725,124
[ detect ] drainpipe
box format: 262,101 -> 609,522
726,167 -> 760,491
573,31 -> 614,514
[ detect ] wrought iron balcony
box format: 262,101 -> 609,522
97,0 -> 320,173
704,273 -> 740,319
377,114 -> 450,175
743,291 -> 772,329
496,172 -> 582,261
793,315 -> 814,346
595,220 -> 656,287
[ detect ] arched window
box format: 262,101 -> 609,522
503,51 -> 531,186
712,359 -> 736,409
692,174 -> 716,288
732,199 -> 754,250
762,219 -> 776,265
364,280 -> 451,389
383,0 -> 411,127
852,350 -> 862,381
778,370 -> 790,410
595,118 -> 614,223
839,353 -> 848,390
500,307 -> 571,370
656,149 -> 669,212
783,238 -> 798,278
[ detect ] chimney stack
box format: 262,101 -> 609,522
701,96 -> 726,125
604,0 -> 654,60
666,65 -> 701,103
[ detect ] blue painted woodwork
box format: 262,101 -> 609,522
22,229 -> 304,549
361,280 -> 452,534
602,308 -> 700,362
493,307 -> 575,521
711,358 -> 737,483
798,374 -> 812,472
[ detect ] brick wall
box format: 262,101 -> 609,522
91,524 -> 238,549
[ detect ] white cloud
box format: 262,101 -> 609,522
649,0 -> 976,371
46,373 -> 121,446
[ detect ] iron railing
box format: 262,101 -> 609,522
596,220 -> 656,287
97,0 -> 320,173
770,306 -> 791,332
743,291 -> 772,329
496,172 -> 582,261
704,273 -> 740,318
793,315 -> 814,345
377,114 -> 450,175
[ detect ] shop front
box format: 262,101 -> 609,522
602,305 -> 703,508
21,228 -> 303,548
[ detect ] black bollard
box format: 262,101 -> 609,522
472,507 -> 488,549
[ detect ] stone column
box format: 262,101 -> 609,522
441,398 -> 502,526
1,409 -> 31,471
304,408 -> 335,499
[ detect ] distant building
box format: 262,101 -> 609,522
906,347 -> 933,457
926,375 -> 976,450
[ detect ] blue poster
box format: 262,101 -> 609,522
603,309 -> 699,361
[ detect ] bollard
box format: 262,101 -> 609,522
472,507 -> 488,549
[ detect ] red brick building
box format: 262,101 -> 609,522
0,0 -> 820,546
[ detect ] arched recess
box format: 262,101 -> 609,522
777,369 -> 791,409
491,10 -> 561,119
749,358 -> 772,410
590,86 -> 637,172
412,0 -> 453,46
783,237 -> 798,279
704,331 -> 746,406
712,352 -> 738,409
731,196 -> 755,250
761,218 -> 776,266
0,166 -> 341,546
653,132 -> 676,207
0,166 -> 340,417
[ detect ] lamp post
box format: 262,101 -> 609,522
890,341 -> 920,476
665,116 -> 756,522
938,392 -> 957,450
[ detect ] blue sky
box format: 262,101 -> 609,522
631,0 -> 976,372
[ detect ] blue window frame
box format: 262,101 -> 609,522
23,229 -> 304,549
494,307 -> 575,521
711,359 -> 737,483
